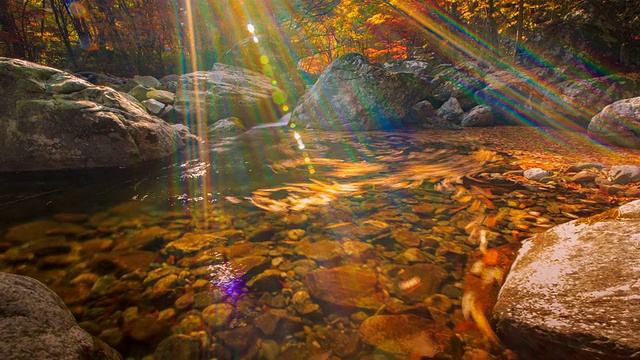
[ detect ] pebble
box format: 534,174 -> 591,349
247,269 -> 284,292
153,334 -> 208,360
523,168 -> 552,181
202,303 -> 234,329
125,313 -> 167,341
610,165 -> 640,184
570,170 -> 598,183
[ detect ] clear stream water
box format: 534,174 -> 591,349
0,125 -> 637,359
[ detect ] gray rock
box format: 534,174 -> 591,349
494,200 -> 640,359
289,53 -> 433,130
132,74 -> 161,89
128,84 -> 153,102
404,100 -> 436,126
609,164 -> 640,184
158,74 -> 179,92
0,272 -> 122,360
570,170 -> 598,183
382,59 -> 437,81
431,64 -> 485,110
423,116 -> 463,130
474,67 -> 557,126
546,73 -> 640,129
74,72 -> 128,91
142,98 -> 165,115
523,168 -> 552,181
146,89 -> 175,104
175,63 -> 285,127
460,105 -> 494,127
208,117 -> 246,134
437,97 -> 464,124
172,123 -> 200,145
0,58 -> 184,171
588,97 -> 640,149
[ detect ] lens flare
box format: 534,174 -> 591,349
68,2 -> 88,19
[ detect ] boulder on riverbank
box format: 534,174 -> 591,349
588,96 -> 640,149
289,53 -> 434,130
0,58 -> 184,172
493,199 -> 640,359
0,272 -> 122,360
542,72 -> 640,129
174,63 -> 286,128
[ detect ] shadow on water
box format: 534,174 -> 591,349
0,124 -> 482,229
0,123 -> 300,227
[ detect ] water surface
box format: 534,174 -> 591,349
1,126 -> 638,359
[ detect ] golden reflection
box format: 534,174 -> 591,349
246,147 -> 500,212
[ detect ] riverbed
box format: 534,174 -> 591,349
1,125 -> 639,359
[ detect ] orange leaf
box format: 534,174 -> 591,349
485,216 -> 497,227
450,204 -> 468,214
470,199 -> 482,212
480,196 -> 495,209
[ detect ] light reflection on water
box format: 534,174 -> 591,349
3,126 -> 619,359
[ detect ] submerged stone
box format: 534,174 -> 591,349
304,266 -> 389,310
360,314 -> 451,357
296,239 -> 344,263
153,334 -> 208,360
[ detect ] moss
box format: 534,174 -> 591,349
16,99 -> 56,116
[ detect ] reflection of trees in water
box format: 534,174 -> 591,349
245,132 -> 501,212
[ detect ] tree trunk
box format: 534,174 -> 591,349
487,0 -> 499,53
50,0 -> 78,69
514,0 -> 525,59
0,0 -> 27,58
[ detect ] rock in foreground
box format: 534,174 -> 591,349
494,200 -> 640,360
0,272 -> 122,360
0,58 -> 183,171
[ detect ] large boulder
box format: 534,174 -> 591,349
220,35 -> 311,103
382,59 -> 437,81
0,272 -> 122,360
436,97 -> 465,124
494,200 -> 640,359
541,72 -> 640,129
431,63 -> 486,110
474,67 -> 560,127
289,53 -> 433,130
588,96 -> 640,148
461,105 -> 494,127
174,63 -> 286,127
0,58 -> 184,172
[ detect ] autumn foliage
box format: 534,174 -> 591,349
0,0 -> 638,77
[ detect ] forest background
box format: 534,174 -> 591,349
1,0 -> 639,80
